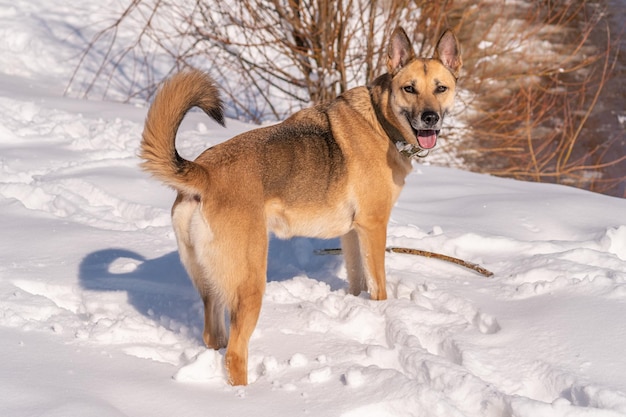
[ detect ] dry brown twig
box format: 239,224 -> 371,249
314,247 -> 494,278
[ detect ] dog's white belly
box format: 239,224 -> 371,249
265,199 -> 353,240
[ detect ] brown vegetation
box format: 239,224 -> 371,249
68,0 -> 624,196
452,1 -> 625,196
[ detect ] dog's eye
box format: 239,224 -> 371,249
403,85 -> 416,94
435,85 -> 448,94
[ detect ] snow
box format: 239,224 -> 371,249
1,1 -> 626,416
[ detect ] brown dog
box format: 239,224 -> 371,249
140,27 -> 461,385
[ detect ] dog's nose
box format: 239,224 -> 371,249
421,111 -> 440,127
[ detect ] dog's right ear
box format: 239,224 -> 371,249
387,27 -> 415,75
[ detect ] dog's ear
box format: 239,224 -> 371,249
433,29 -> 462,78
387,27 -> 415,75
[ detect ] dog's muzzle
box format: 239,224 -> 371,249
407,111 -> 441,150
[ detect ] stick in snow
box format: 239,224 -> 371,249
314,247 -> 494,278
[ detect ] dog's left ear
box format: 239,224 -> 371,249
387,27 -> 416,75
434,30 -> 462,78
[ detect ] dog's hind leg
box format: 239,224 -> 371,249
224,275 -> 265,386
201,293 -> 227,349
177,237 -> 228,350
221,219 -> 268,386
172,196 -> 227,349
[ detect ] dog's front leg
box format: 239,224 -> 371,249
341,229 -> 367,296
355,221 -> 387,300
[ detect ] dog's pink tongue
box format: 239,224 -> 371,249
417,130 -> 437,149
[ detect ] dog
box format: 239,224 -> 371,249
140,27 -> 461,385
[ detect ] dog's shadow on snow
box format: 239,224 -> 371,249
78,237 -> 344,337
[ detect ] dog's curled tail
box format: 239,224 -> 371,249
140,69 -> 224,194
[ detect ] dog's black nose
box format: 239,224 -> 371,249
421,111 -> 440,127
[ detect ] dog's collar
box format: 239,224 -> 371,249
395,140 -> 430,159
367,86 -> 431,159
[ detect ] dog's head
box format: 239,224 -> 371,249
385,27 -> 462,150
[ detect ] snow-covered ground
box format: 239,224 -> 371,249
1,1 -> 626,416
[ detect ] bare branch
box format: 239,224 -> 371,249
314,247 -> 494,278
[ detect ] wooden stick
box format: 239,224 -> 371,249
314,247 -> 494,278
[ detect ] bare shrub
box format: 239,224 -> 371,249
68,0 -> 623,196
454,1 -> 625,196
68,0 -> 450,122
